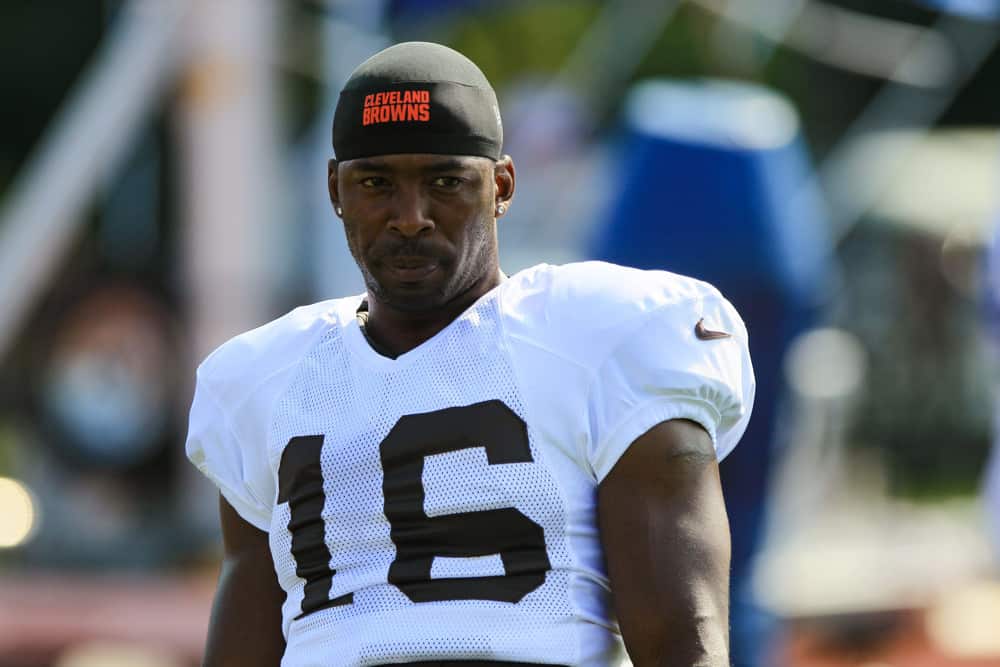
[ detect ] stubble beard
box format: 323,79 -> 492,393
346,215 -> 498,314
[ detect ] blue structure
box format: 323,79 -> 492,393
913,0 -> 1000,20
590,79 -> 833,667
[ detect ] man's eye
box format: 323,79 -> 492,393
360,176 -> 388,188
432,176 -> 462,188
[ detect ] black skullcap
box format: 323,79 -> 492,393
333,42 -> 503,161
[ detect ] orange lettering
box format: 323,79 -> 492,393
362,90 -> 433,125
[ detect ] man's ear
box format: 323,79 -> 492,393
494,155 -> 515,214
328,159 -> 341,212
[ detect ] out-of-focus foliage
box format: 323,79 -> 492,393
839,221 -> 994,497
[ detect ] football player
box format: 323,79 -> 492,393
186,42 -> 754,667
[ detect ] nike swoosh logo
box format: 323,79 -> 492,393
695,318 -> 731,341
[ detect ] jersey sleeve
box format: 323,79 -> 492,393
586,291 -> 754,482
185,363 -> 274,531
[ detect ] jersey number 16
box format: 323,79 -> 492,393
277,400 -> 552,620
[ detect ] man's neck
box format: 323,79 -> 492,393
362,268 -> 505,358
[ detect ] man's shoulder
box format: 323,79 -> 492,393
502,261 -> 728,364
196,295 -> 360,390
504,261 -> 724,330
521,260 -> 718,307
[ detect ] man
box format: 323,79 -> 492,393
186,42 -> 754,667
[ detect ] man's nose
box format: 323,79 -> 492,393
387,189 -> 434,238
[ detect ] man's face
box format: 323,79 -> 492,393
331,153 -> 511,311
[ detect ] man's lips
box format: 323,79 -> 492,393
384,256 -> 439,282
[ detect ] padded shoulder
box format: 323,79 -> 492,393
500,261 -> 737,368
196,298 -> 349,401
186,297 -> 358,529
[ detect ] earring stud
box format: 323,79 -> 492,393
335,206 -> 343,216
496,203 -> 506,216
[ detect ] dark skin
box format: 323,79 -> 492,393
202,152 -> 732,666
599,419 -> 731,666
204,496 -> 286,666
330,152 -> 515,357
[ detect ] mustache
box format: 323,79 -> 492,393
370,238 -> 449,261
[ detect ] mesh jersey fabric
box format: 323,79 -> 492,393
185,261 -> 755,667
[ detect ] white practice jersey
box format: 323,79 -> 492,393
186,261 -> 754,667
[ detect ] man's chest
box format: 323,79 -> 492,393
261,330 -> 581,619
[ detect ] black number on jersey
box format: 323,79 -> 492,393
278,435 -> 354,618
381,400 -> 551,603
276,400 -> 551,619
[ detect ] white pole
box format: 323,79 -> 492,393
174,0 -> 281,527
176,0 -> 281,361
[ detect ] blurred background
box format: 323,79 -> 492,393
1,1 -> 999,666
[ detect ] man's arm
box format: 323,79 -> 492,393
598,418 -> 731,667
203,495 -> 286,666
